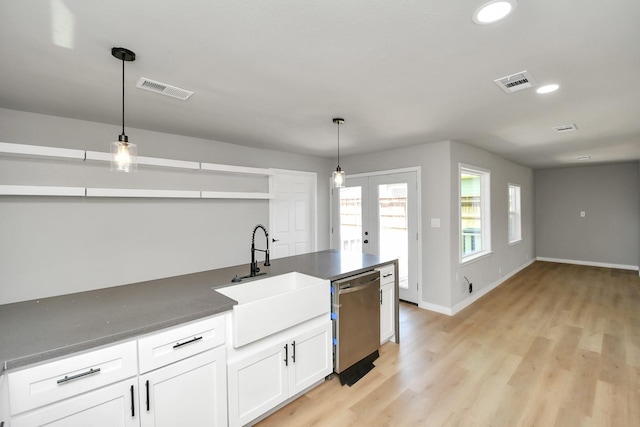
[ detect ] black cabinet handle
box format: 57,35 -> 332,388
380,289 -> 383,305
363,240 -> 369,244
146,380 -> 150,411
383,273 -> 393,278
292,341 -> 296,363
284,344 -> 288,366
57,367 -> 101,384
130,384 -> 135,417
173,336 -> 203,349
272,238 -> 279,242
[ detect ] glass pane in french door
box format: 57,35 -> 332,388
339,186 -> 362,252
378,183 -> 409,290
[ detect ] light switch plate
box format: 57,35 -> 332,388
431,218 -> 441,228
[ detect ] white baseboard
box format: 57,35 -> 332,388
536,257 -> 639,271
418,301 -> 453,316
418,259 -> 536,317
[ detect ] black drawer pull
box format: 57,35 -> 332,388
130,384 -> 135,417
146,380 -> 150,411
292,341 -> 296,363
383,273 -> 393,278
57,367 -> 101,384
284,344 -> 288,366
173,336 -> 203,349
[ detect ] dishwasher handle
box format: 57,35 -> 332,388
338,277 -> 380,294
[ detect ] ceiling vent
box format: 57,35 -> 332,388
553,124 -> 578,133
494,70 -> 536,94
136,77 -> 194,100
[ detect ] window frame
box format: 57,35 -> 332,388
459,163 -> 492,264
508,183 -> 522,245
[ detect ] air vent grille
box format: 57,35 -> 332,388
553,124 -> 578,133
494,70 -> 536,94
136,77 -> 194,100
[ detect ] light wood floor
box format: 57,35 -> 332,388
257,261 -> 640,426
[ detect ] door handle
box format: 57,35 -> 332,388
284,344 -> 288,366
338,277 -> 380,294
145,380 -> 150,411
130,384 -> 135,417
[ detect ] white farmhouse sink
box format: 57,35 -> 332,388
216,272 -> 330,347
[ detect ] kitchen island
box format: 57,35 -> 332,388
0,250 -> 398,372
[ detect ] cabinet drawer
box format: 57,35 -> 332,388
377,264 -> 395,285
138,315 -> 226,374
8,340 -> 137,416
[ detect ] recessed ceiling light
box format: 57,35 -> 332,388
537,84 -> 560,94
473,0 -> 517,25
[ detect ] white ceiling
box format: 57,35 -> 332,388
1,0 -> 639,169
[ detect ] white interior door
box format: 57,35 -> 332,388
332,170 -> 419,304
269,170 -> 317,259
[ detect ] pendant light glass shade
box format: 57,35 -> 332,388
110,136 -> 137,172
332,118 -> 345,188
332,167 -> 345,188
111,47 -> 137,172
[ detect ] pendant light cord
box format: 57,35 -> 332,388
121,58 -> 125,136
337,120 -> 340,168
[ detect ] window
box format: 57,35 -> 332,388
508,184 -> 522,244
460,164 -> 491,262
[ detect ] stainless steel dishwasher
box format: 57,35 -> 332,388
332,270 -> 381,378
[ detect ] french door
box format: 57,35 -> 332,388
332,170 -> 419,304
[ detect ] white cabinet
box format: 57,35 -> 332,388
377,265 -> 396,344
7,341 -> 138,427
137,315 -> 227,427
227,320 -> 332,427
139,347 -> 227,427
227,339 -> 288,425
288,323 -> 333,395
1,373 -> 10,427
5,314 -> 228,427
10,380 -> 138,427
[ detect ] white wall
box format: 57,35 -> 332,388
449,141 -> 535,309
0,109 -> 334,304
339,140 -> 534,312
338,141 -> 453,308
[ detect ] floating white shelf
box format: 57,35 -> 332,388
0,185 -> 85,197
200,162 -> 274,176
200,191 -> 273,199
0,142 -> 85,161
85,151 -> 200,170
138,156 -> 200,170
1,142 -> 274,199
84,150 -> 111,162
86,188 -> 201,198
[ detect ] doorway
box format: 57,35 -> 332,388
332,169 -> 420,304
269,170 -> 317,259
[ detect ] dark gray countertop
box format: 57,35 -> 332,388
0,250 -> 393,372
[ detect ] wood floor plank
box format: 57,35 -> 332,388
256,262 -> 640,427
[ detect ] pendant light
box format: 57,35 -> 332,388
332,118 -> 345,188
110,47 -> 137,172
